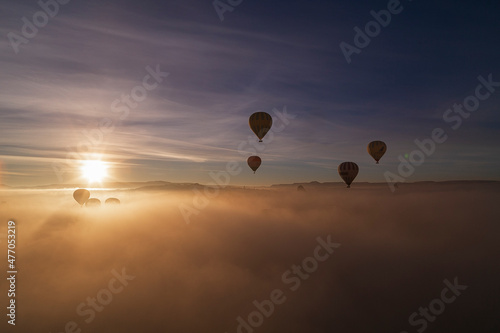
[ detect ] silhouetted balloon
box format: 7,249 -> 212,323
297,185 -> 306,192
338,162 -> 359,188
86,198 -> 101,207
73,189 -> 90,206
368,141 -> 387,164
105,198 -> 121,205
247,156 -> 262,173
249,112 -> 272,142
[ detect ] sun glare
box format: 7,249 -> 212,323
81,160 -> 108,183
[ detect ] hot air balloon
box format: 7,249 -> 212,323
368,141 -> 387,164
249,112 -> 272,142
105,198 -> 121,205
247,156 -> 262,173
338,162 -> 359,188
73,189 -> 90,206
86,198 -> 101,207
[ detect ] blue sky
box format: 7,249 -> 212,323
1,0 -> 499,186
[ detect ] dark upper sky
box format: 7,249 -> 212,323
1,0 -> 499,186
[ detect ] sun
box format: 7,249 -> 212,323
81,160 -> 108,183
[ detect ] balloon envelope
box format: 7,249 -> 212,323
249,112 -> 272,142
73,189 -> 90,206
338,162 -> 359,188
368,141 -> 387,164
105,198 -> 121,205
247,156 -> 262,173
86,198 -> 101,207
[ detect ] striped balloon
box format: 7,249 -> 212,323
367,141 -> 387,164
338,162 -> 359,188
247,156 -> 262,173
249,112 -> 272,142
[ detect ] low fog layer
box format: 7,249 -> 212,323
0,182 -> 499,332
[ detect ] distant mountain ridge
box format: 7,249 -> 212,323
1,180 -> 498,191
